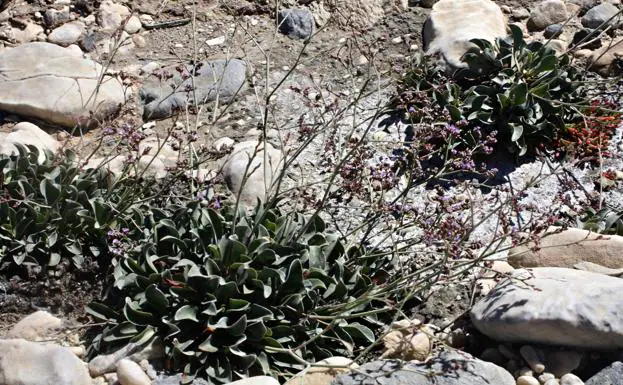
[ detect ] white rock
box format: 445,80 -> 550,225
11,23 -> 45,43
88,338 -> 164,377
284,357 -> 358,385
140,61 -> 160,75
220,140 -> 283,207
6,311 -> 63,341
520,345 -> 545,374
539,373 -> 556,383
98,0 -> 131,31
213,136 -> 235,151
560,373 -> 584,385
422,0 -> 506,69
116,359 -> 150,385
124,15 -> 142,34
229,376 -> 279,385
518,367 -> 533,377
0,42 -> 126,128
206,35 -> 226,46
516,376 -> 540,385
0,122 -> 60,163
48,21 -> 85,46
471,267 -> 623,349
544,380 -> 560,385
0,339 -> 91,385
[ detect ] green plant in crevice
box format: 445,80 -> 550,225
86,202 -> 406,383
389,24 -> 588,157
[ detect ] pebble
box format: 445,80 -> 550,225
116,359 -> 151,385
560,373 -> 584,385
520,345 -> 545,373
516,375 -> 540,385
174,43 -> 184,48
545,350 -> 583,377
132,34 -> 146,48
518,367 -> 533,377
206,36 -> 225,46
391,36 -> 402,44
544,380 -> 560,385
124,16 -> 142,34
539,372 -> 556,383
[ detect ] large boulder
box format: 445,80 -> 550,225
0,42 -> 126,128
140,59 -> 247,120
528,0 -> 569,31
471,267 -> 623,349
585,361 -> 623,385
422,0 -> 507,70
331,351 -> 514,385
508,227 -> 623,269
220,140 -> 283,207
0,339 -> 91,385
0,122 -> 60,163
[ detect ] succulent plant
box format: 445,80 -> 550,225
87,202 -> 401,383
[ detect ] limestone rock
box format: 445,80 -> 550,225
585,361 -> 623,385
124,15 -> 142,34
277,9 -> 315,40
220,140 -> 283,207
284,357 -> 357,385
98,0 -> 131,31
471,267 -> 623,349
0,339 -> 91,385
10,23 -> 44,43
0,122 -> 60,163
380,320 -> 431,361
422,0 -> 507,70
0,42 -> 126,128
140,59 -> 246,120
516,376 -> 539,385
508,227 -> 623,269
332,351 -> 515,385
528,0 -> 568,31
48,21 -> 85,46
6,311 -> 63,341
560,373 -> 583,385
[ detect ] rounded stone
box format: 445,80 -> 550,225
516,375 -> 540,385
544,24 -> 563,39
560,373 -> 583,385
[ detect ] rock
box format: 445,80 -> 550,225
153,374 -> 210,385
589,38 -> 623,75
132,34 -> 146,47
509,228 -> 623,270
0,339 -> 91,385
471,267 -> 623,349
79,29 -> 109,52
140,59 -> 246,120
480,347 -> 505,365
229,377 -> 280,385
220,140 -> 283,207
6,310 -> 63,341
520,345 -> 545,373
116,359 -> 150,385
284,357 -> 357,385
512,7 -> 531,19
213,136 -> 235,151
48,21 -> 85,46
544,24 -> 564,38
571,28 -> 603,50
277,9 -> 314,40
11,23 -> 44,43
544,350 -> 583,377
381,323 -> 431,361
422,0 -> 506,70
332,351 -> 515,385
560,373 -> 583,385
88,338 -> 164,377
0,122 -> 60,163
585,361 -> 623,385
582,3 -> 621,29
420,0 -> 439,7
476,260 -> 515,295
0,42 -> 126,128
140,61 -> 160,75
516,376 -> 540,385
539,373 -> 557,383
544,380 -> 560,385
528,0 -> 569,31
44,7 -> 71,28
98,0 -> 131,31
124,15 -> 142,34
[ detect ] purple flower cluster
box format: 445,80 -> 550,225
107,228 -> 131,256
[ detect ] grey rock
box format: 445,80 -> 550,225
528,0 -> 568,31
44,7 -> 71,28
0,339 -> 91,385
331,351 -> 514,385
277,9 -> 315,40
6,310 -> 63,341
79,29 -> 109,52
585,361 -> 623,385
544,24 -> 564,38
153,374 -> 209,385
140,59 -> 246,120
560,373 -> 583,385
0,122 -> 59,163
48,21 -> 85,46
98,0 -> 130,31
116,359 -> 150,385
89,338 -> 164,377
420,0 -> 439,8
582,3 -> 621,29
471,267 -> 623,349
544,349 -> 583,377
0,42 -> 126,128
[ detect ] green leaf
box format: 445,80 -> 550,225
40,179 -> 61,205
511,83 -> 528,105
279,259 -> 304,296
145,284 -> 169,309
123,299 -> 155,325
446,105 -> 462,121
86,302 -> 119,321
343,323 -> 375,342
510,124 -> 524,142
174,305 -> 199,322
